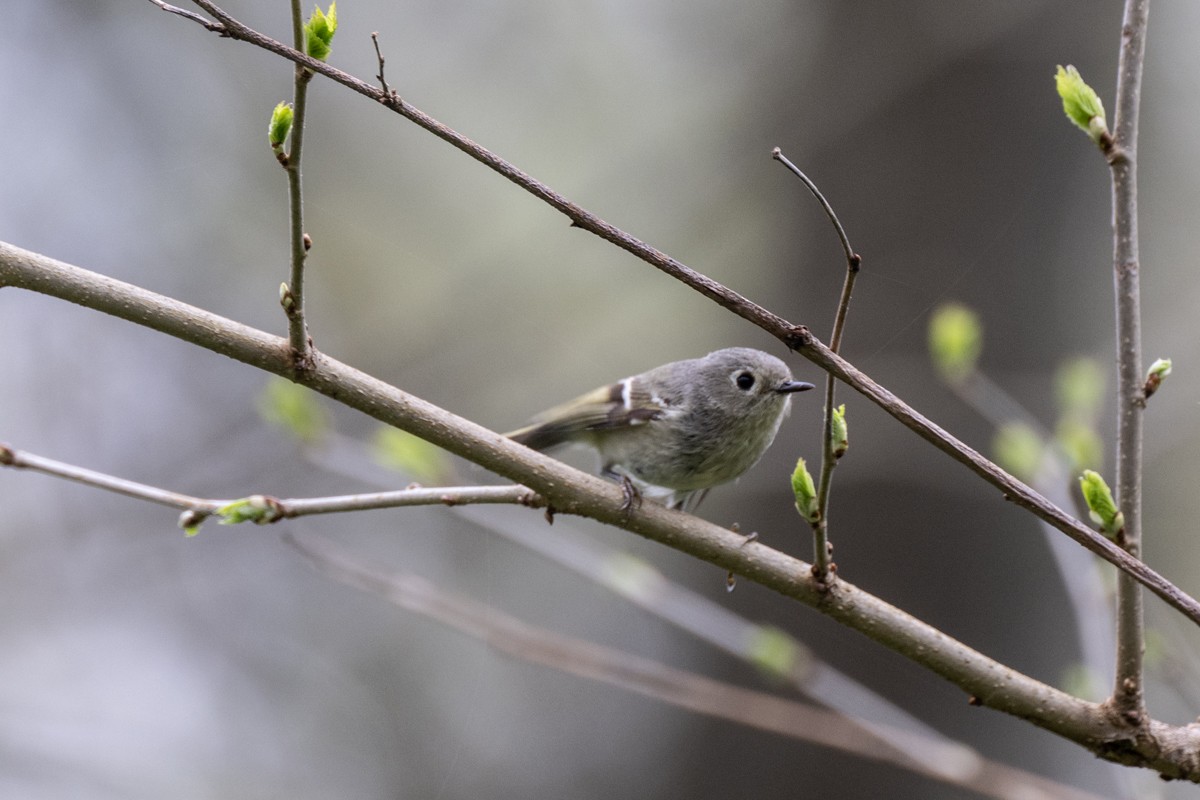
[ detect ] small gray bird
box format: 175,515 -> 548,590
506,347 -> 814,509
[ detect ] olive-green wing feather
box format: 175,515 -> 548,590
506,379 -> 667,451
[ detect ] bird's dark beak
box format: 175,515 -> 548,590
777,380 -> 816,394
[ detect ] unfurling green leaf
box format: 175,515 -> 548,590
305,2 -> 338,61
1079,470 -> 1124,537
830,404 -> 848,459
1055,65 -> 1108,144
268,102 -> 293,151
928,303 -> 982,384
791,457 -> 819,524
216,495 -> 284,526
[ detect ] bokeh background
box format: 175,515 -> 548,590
4,1 -> 1200,797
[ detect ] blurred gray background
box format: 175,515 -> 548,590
4,1 -> 1200,797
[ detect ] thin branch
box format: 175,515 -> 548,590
287,532 -> 1111,800
145,0 -> 220,30
772,148 -> 856,270
773,148 -> 861,578
1109,0 -> 1150,722
0,443 -> 543,523
148,1 -> 1186,626
281,0 -> 313,366
8,243 -> 1200,777
370,32 -> 394,99
0,443 -> 224,512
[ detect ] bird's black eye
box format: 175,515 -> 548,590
735,371 -> 756,391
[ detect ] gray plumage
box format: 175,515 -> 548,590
506,348 -> 814,509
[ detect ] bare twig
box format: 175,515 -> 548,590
1108,0 -> 1150,722
0,443 -> 543,522
773,148 -> 861,578
286,532 -> 1111,800
145,0 -> 220,30
772,148 -> 856,270
370,32 -> 394,99
0,443 -> 224,512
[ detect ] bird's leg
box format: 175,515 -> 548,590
618,475 -> 642,512
602,464 -> 642,512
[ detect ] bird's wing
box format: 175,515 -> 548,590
506,379 -> 670,451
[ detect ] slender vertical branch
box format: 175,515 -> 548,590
1109,0 -> 1149,721
283,0 -> 314,366
773,148 -> 861,579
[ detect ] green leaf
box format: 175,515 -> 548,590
1079,470 -> 1123,537
258,378 -> 328,444
791,457 -> 819,523
373,427 -> 452,484
305,2 -> 338,61
829,404 -> 848,459
268,101 -> 293,151
216,495 -> 284,526
1055,65 -> 1108,144
928,303 -> 982,384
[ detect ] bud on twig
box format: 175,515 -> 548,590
1055,65 -> 1109,146
1144,357 -> 1172,399
216,495 -> 285,525
1079,470 -> 1124,538
791,458 -> 819,524
268,101 -> 294,156
178,508 -> 208,537
305,2 -> 338,62
830,404 -> 848,459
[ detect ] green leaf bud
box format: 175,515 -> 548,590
305,2 -> 338,62
216,495 -> 285,526
791,457 -> 819,524
268,102 -> 293,151
830,404 -> 848,459
1055,65 -> 1109,144
1144,357 -> 1172,399
178,509 -> 208,537
1079,470 -> 1124,537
